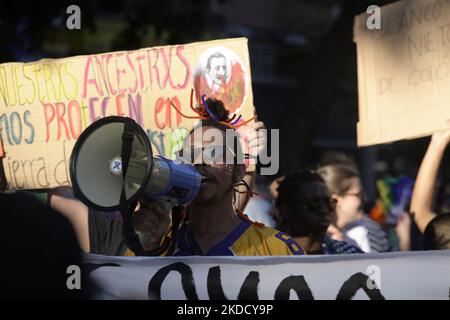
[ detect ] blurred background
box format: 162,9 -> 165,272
1,0 -> 448,221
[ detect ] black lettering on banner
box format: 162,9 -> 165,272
336,272 -> 385,300
207,266 -> 227,300
207,267 -> 262,300
148,262 -> 198,300
237,271 -> 260,300
274,275 -> 314,300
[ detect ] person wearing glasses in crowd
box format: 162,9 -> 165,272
317,164 -> 391,253
275,170 -> 363,254
49,98 -> 304,257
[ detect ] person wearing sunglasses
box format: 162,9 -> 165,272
317,164 -> 391,253
130,98 -> 305,256
50,98 -> 304,257
275,170 -> 363,255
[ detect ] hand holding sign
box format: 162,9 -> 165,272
430,119 -> 450,148
236,107 -> 265,170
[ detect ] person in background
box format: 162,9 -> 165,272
436,179 -> 450,214
318,150 -> 358,169
317,164 -> 391,253
410,123 -> 450,250
275,169 -> 363,254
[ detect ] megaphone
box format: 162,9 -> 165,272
69,116 -> 202,212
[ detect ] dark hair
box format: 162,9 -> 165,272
317,164 -> 359,195
276,170 -> 330,239
190,97 -> 243,159
206,52 -> 226,71
193,98 -> 230,131
319,151 -> 358,172
276,170 -> 325,208
423,213 -> 450,250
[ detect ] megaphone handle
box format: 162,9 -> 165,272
166,205 -> 183,255
120,200 -> 145,256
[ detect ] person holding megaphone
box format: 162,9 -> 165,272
49,97 -> 304,257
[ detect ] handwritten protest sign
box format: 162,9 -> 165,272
354,0 -> 450,146
0,38 -> 254,190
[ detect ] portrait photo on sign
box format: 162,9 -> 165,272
194,46 -> 247,114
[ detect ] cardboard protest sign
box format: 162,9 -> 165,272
85,251 -> 450,300
0,38 -> 254,190
354,0 -> 450,146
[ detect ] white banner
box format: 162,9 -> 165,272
84,250 -> 450,300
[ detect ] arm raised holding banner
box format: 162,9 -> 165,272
410,122 -> 450,233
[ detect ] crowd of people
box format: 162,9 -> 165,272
47,98 -> 450,256
2,98 -> 450,299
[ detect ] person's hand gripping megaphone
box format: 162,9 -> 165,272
132,197 -> 172,252
69,116 -> 202,255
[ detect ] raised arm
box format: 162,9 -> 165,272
410,125 -> 450,233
